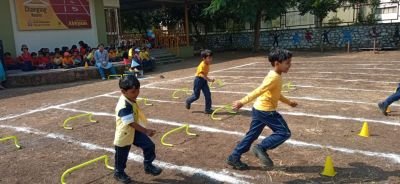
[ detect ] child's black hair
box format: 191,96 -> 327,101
200,49 -> 213,58
119,75 -> 140,91
71,45 -> 78,49
268,49 -> 292,66
4,52 -> 11,56
31,52 -> 37,57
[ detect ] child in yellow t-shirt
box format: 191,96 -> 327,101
227,49 -> 298,170
185,50 -> 215,114
114,75 -> 162,183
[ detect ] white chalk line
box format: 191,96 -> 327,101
211,75 -> 399,84
54,107 -> 400,164
0,124 -> 251,184
142,86 -> 400,108
177,80 -> 395,94
144,62 -> 261,87
220,70 -> 400,78
0,91 -> 120,122
140,86 -> 400,126
228,67 -> 400,72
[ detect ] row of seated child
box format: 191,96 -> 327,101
4,43 -> 124,72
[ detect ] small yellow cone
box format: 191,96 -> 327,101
386,107 -> 391,113
358,122 -> 370,137
321,156 -> 337,177
84,61 -> 89,69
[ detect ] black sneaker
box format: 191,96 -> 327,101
226,156 -> 249,170
251,145 -> 274,169
204,109 -> 214,114
114,172 -> 132,184
185,102 -> 191,110
378,102 -> 388,116
144,164 -> 163,176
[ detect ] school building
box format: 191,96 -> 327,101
0,0 -> 121,56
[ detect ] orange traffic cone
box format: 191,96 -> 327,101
321,156 -> 337,177
358,122 -> 369,137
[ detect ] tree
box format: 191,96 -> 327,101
297,0 -> 341,27
188,4 -> 213,48
206,0 -> 295,51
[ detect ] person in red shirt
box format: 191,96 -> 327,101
19,44 -> 34,71
79,41 -> 87,56
37,52 -> 51,69
4,52 -> 19,70
72,50 -> 82,66
31,52 -> 39,69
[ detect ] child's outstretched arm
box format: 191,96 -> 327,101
280,95 -> 297,107
233,80 -> 275,110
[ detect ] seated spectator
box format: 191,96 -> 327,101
108,47 -> 117,62
130,48 -> 143,76
61,46 -> 69,54
140,47 -> 155,72
122,51 -> 130,69
95,43 -> 117,80
72,50 -> 82,66
19,44 -> 34,71
71,45 -> 79,54
128,45 -> 136,60
53,52 -> 63,68
37,52 -> 52,69
4,52 -> 19,70
31,52 -> 39,69
78,41 -> 87,56
62,52 -> 74,69
116,46 -> 124,60
85,48 -> 96,66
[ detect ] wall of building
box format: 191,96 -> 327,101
0,0 -> 17,56
8,0 -> 101,54
203,23 -> 400,50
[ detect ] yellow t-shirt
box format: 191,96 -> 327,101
195,60 -> 209,77
128,48 -> 133,60
140,51 -> 150,61
114,95 -> 147,147
240,70 -> 291,111
109,51 -> 117,58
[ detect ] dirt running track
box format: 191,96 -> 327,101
1,50 -> 400,183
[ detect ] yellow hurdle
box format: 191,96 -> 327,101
137,97 -> 153,106
63,113 -> 98,130
211,105 -> 237,121
161,124 -> 197,147
107,74 -> 122,80
172,88 -> 191,99
282,81 -> 296,93
0,136 -> 21,149
210,79 -> 224,89
60,155 -> 114,184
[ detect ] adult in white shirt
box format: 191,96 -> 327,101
95,43 -> 117,80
